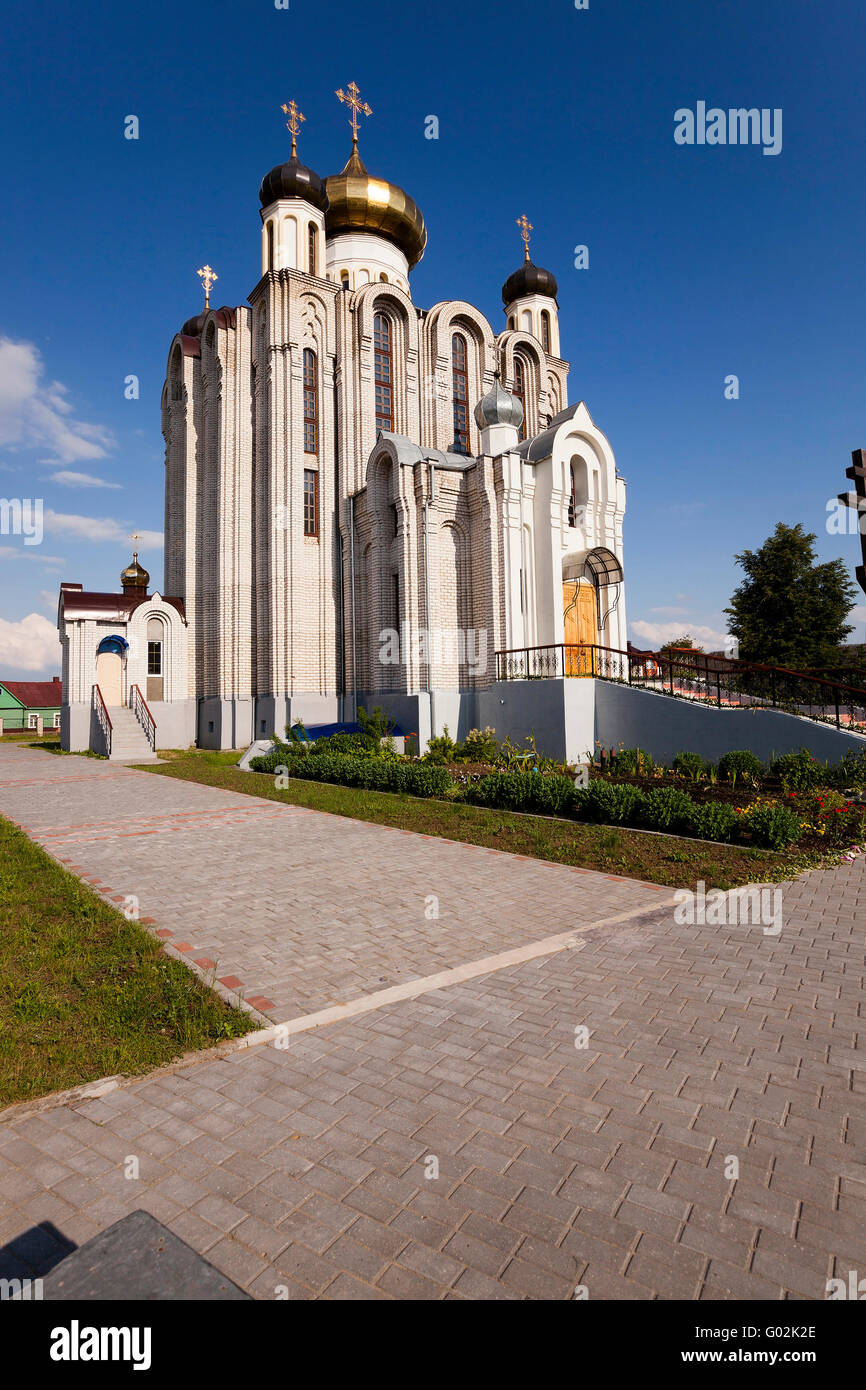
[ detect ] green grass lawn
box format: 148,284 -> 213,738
0,816 -> 255,1107
142,748 -> 819,891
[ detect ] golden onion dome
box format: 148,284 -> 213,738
325,145 -> 427,269
120,551 -> 150,592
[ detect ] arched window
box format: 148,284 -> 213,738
508,315 -> 515,330
513,358 -> 527,442
303,348 -> 318,455
374,312 -> 393,432
266,221 -> 274,271
340,269 -> 350,290
569,457 -> 589,526
308,224 -> 317,276
451,332 -> 469,454
540,310 -> 551,353
380,273 -> 388,283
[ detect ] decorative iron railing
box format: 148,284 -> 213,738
92,684 -> 112,756
494,642 -> 866,733
130,684 -> 156,751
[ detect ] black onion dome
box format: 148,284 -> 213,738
502,260 -> 559,307
181,311 -> 206,336
259,156 -> 329,212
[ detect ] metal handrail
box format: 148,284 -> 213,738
92,684 -> 112,757
493,642 -> 866,731
130,684 -> 156,751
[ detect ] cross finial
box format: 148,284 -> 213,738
128,529 -> 142,562
516,214 -> 533,262
197,264 -> 218,308
280,99 -> 305,159
335,80 -> 372,148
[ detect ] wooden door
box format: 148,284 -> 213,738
563,581 -> 597,674
96,651 -> 123,706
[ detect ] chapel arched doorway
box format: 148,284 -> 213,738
562,580 -> 597,674
95,635 -> 128,706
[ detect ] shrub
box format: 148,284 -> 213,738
423,726 -> 457,764
718,750 -> 764,784
672,751 -> 705,780
611,747 -> 654,775
771,749 -> 820,791
688,801 -> 739,842
456,726 -> 499,764
467,772 -> 576,816
575,781 -> 646,825
638,787 -> 696,834
357,705 -> 394,743
249,750 -> 452,798
740,802 -> 802,850
308,731 -> 393,759
819,749 -> 866,792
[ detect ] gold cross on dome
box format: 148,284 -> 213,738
197,264 -> 218,308
128,529 -> 142,561
516,214 -> 533,262
335,80 -> 372,146
281,99 -> 305,158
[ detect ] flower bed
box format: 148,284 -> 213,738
247,724 -> 866,857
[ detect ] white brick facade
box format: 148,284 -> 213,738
159,165 -> 627,749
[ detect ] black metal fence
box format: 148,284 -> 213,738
494,642 -> 866,732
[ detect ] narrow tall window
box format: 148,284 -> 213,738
303,469 -> 319,538
374,312 -> 393,432
267,221 -> 274,271
568,469 -> 578,527
147,641 -> 162,676
303,348 -> 318,455
513,358 -> 527,441
340,270 -> 350,290
308,224 -> 317,276
541,310 -> 551,353
452,333 -> 469,454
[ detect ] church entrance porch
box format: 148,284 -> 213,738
562,579 -> 597,675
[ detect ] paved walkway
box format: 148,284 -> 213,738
1,743 -> 865,1300
0,746 -> 667,1019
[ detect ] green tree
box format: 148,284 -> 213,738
659,635 -> 704,656
725,523 -> 857,668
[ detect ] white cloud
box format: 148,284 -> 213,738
49,470 -> 121,489
0,338 -> 114,464
43,510 -> 163,549
630,619 -> 731,650
0,612 -> 60,673
0,546 -> 66,564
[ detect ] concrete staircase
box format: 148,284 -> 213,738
107,706 -> 158,763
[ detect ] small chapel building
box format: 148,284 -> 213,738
59,86 -> 627,758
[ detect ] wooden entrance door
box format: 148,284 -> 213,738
96,651 -> 123,706
563,581 -> 598,674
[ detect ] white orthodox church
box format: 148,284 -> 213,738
58,87 -> 627,759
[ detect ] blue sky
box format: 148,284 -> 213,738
1,0 -> 865,676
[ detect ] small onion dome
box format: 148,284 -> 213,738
474,377 -> 524,432
120,553 -> 149,592
501,260 -> 559,307
259,156 -> 329,213
325,146 -> 426,269
181,311 -> 206,336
